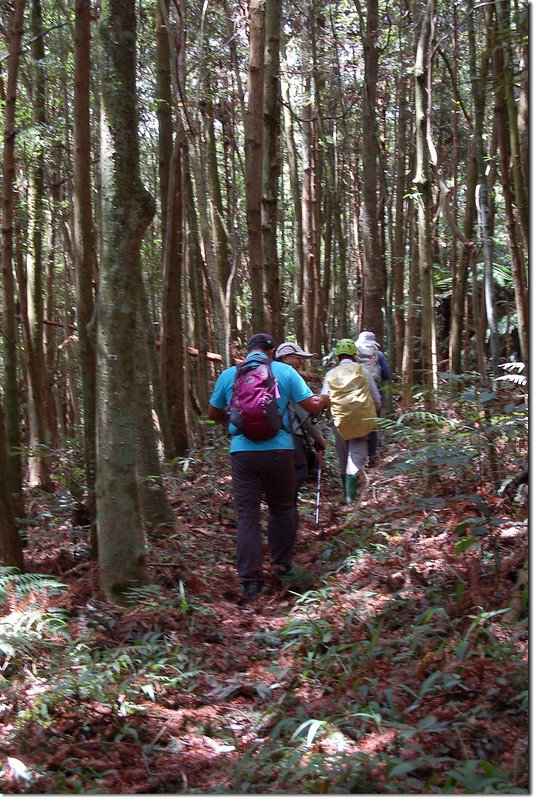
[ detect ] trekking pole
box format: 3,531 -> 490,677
315,448 -> 324,530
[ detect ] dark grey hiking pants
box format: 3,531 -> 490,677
230,450 -> 297,582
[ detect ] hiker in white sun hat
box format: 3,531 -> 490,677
275,342 -> 327,492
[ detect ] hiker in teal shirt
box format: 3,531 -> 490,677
208,332 -> 329,598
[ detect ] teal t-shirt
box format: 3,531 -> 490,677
209,351 -> 313,452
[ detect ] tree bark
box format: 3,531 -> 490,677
245,0 -> 266,331
1,0 -> 26,502
262,0 -> 283,341
360,0 -> 385,339
468,0 -> 499,375
74,0 -> 98,554
97,0 -> 154,600
0,397 -> 24,570
414,0 -> 438,407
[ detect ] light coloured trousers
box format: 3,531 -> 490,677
334,428 -> 369,476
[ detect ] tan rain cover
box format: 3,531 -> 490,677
327,362 -> 377,440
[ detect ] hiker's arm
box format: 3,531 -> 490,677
208,403 -> 228,425
299,394 -> 330,416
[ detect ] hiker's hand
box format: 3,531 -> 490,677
315,439 -> 327,451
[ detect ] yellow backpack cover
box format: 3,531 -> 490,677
327,361 -> 377,440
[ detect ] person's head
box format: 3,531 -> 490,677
275,341 -> 314,370
335,338 -> 357,361
356,341 -> 378,359
246,332 -> 276,357
356,330 -> 377,348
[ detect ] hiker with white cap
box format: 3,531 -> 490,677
355,331 -> 391,465
275,342 -> 327,491
320,339 -> 381,504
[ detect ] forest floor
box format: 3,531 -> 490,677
0,418 -> 529,794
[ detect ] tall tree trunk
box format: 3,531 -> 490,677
492,25 -> 528,364
360,0 -> 384,338
245,0 -> 266,331
262,0 -> 283,340
203,96 -> 232,363
468,0 -> 499,375
393,71 -> 409,374
74,0 -> 98,555
156,0 -> 173,249
1,0 -> 26,502
157,0 -> 189,457
494,0 -> 529,258
414,0 -> 438,407
97,0 -> 154,600
281,41 -> 304,343
402,215 -> 419,405
0,397 -> 24,570
26,0 -> 54,488
448,147 -> 477,374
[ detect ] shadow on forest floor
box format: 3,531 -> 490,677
0,432 -> 528,794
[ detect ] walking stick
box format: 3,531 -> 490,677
315,448 -> 324,530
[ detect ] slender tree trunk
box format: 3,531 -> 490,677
203,96 -> 232,362
245,0 -> 266,331
1,0 -> 26,502
74,0 -> 98,555
360,0 -> 384,338
468,0 -> 499,375
281,41 -> 304,342
494,0 -> 529,257
0,398 -> 24,570
393,73 -> 409,374
97,0 -> 154,600
402,215 -> 419,405
448,147 -> 477,373
262,0 -> 283,340
26,0 -> 54,488
492,26 -> 528,364
160,177 -> 189,461
156,0 -> 173,249
414,0 -> 438,407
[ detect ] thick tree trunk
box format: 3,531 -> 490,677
1,0 -> 26,502
245,0 -> 266,331
97,0 -> 154,600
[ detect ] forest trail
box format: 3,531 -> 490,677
1,437 -> 528,793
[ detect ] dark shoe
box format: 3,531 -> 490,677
241,580 -> 263,598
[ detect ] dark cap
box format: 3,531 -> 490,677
246,332 -> 276,350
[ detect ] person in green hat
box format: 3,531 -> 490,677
320,339 -> 382,503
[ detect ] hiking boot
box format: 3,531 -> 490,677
344,474 -> 359,503
241,580 -> 263,598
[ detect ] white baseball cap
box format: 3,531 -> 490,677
275,341 -> 315,359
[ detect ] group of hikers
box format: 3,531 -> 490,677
208,331 -> 391,598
